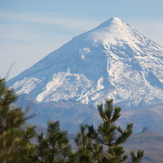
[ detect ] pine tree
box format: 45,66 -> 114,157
90,142 -> 103,163
74,124 -> 104,163
74,124 -> 93,163
87,99 -> 144,163
130,150 -> 144,163
35,121 -> 72,163
0,78 -> 36,163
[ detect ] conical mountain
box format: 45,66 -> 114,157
8,17 -> 163,110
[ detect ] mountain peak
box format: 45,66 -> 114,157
93,17 -> 128,30
8,17 -> 163,110
110,17 -> 122,21
85,17 -> 141,49
138,127 -> 161,135
96,17 -> 124,29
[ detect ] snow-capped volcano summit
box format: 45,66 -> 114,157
8,17 -> 163,110
84,17 -> 142,47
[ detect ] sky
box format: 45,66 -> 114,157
1,0 -> 163,80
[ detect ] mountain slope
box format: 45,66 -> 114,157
8,17 -> 163,110
15,94 -> 99,134
15,94 -> 163,134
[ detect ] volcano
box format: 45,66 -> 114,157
8,17 -> 163,110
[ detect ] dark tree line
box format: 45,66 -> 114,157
0,78 -> 143,163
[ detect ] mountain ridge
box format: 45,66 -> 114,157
14,93 -> 163,134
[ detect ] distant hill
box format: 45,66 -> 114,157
123,127 -> 163,163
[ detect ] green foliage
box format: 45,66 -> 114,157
0,78 -> 36,163
74,124 -> 105,163
87,99 -> 144,163
90,142 -> 103,163
130,150 -> 144,163
35,121 -> 73,163
74,124 -> 93,163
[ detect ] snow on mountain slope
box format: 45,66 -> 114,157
8,17 -> 163,110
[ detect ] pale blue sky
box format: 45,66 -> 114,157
1,0 -> 163,79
